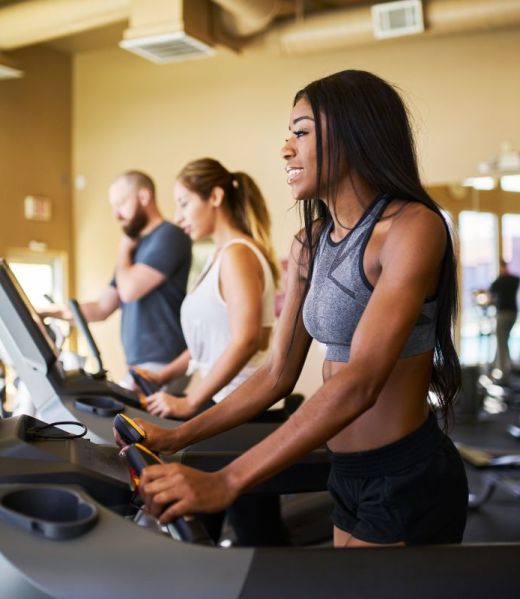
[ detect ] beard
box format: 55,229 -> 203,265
122,207 -> 148,239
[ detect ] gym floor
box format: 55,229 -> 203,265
453,406 -> 520,544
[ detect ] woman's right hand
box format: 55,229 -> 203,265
113,418 -> 179,455
137,418 -> 181,454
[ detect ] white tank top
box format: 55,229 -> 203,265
180,238 -> 276,403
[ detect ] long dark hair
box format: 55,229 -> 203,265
295,69 -> 460,426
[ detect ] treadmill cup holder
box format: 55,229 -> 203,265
74,395 -> 125,417
0,486 -> 99,540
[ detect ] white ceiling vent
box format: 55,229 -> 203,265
120,0 -> 215,64
119,31 -> 215,64
371,0 -> 424,40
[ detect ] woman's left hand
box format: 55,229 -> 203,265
145,392 -> 196,419
140,463 -> 237,523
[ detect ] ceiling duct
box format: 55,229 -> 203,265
0,0 -> 518,61
119,0 -> 215,63
259,0 -> 520,56
0,0 -> 131,50
212,0 -> 278,37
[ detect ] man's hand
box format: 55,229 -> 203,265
114,236 -> 166,303
118,234 -> 138,257
37,303 -> 73,321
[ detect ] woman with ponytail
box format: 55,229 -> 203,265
121,71 -> 468,548
140,158 -> 280,420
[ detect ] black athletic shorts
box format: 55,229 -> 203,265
327,412 -> 468,545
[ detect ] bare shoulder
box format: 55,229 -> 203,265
385,200 -> 447,254
220,239 -> 263,272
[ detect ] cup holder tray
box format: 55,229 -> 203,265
0,486 -> 98,540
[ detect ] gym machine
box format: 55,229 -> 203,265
0,412 -> 518,599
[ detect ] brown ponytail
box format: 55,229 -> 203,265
178,158 -> 280,286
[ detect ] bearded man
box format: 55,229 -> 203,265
43,171 -> 191,389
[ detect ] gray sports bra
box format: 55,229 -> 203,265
302,194 -> 438,362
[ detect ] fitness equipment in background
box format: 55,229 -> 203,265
67,298 -> 106,379
128,367 -> 159,396
0,259 -> 141,427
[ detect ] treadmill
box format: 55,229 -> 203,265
0,258 -> 331,545
66,289 -> 302,424
0,259 -> 300,447
0,254 -> 328,488
0,272 -> 517,597
0,417 -> 517,599
0,259 -> 139,418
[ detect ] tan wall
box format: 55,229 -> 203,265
0,47 -> 72,271
73,26 -> 520,392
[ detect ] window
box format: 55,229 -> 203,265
458,211 -> 498,365
502,214 -> 520,275
5,249 -> 67,308
501,214 -> 520,362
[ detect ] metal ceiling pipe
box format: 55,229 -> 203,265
276,4 -> 373,55
427,0 -> 520,34
261,0 -> 520,55
212,0 -> 279,37
0,0 -> 131,50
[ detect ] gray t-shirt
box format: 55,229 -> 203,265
111,221 -> 192,365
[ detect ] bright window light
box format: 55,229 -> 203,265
500,175 -> 520,193
462,177 -> 496,190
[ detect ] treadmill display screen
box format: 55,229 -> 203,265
0,258 -> 59,370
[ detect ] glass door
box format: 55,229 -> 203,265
501,214 -> 520,363
458,211 -> 498,366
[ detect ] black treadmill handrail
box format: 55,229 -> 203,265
68,298 -> 105,377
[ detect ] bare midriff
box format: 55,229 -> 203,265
324,350 -> 433,454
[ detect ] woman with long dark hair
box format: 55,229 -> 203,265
123,70 -> 468,547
